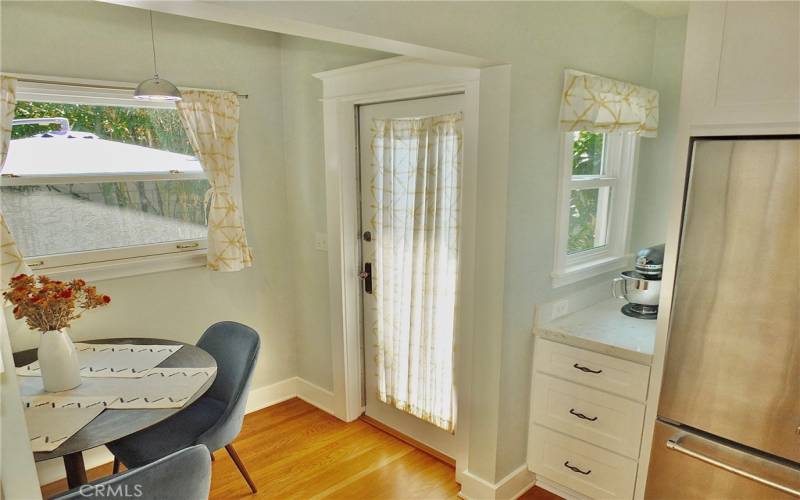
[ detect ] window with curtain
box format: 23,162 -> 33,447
552,69 -> 658,287
1,83 -> 210,276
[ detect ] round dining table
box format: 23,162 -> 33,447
13,337 -> 217,490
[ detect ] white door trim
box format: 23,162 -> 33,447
315,56 -> 512,478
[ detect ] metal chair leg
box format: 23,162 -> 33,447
224,444 -> 257,494
112,457 -> 120,474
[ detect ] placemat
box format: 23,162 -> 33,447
19,367 -> 217,409
25,406 -> 105,452
16,343 -> 182,378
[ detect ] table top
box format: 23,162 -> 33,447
13,337 -> 217,462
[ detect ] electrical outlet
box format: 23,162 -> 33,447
552,299 -> 569,319
314,232 -> 328,251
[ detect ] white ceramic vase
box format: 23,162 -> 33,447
38,329 -> 82,392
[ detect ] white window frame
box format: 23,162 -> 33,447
2,78 -> 209,282
552,131 -> 638,287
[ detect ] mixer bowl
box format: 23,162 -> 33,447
612,270 -> 661,306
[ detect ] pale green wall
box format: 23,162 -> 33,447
278,35 -> 391,391
0,0 -> 686,486
631,16 -> 688,251
224,1 -> 684,481
1,1 -> 288,392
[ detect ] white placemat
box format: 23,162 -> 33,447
25,406 -> 105,452
16,343 -> 182,378
19,367 -> 217,409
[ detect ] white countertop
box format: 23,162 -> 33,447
534,298 -> 657,365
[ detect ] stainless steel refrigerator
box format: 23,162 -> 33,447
646,137 -> 800,499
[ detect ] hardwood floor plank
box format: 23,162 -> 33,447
321,449 -> 460,499
307,447 -> 414,500
41,398 -> 561,500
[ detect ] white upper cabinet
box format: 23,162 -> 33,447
682,1 -> 800,133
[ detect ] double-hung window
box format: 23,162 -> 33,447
1,81 -> 209,280
552,130 -> 637,287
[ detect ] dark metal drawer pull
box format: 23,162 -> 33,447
573,363 -> 602,374
569,408 -> 598,421
564,461 -> 591,475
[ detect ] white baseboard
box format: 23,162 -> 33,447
245,376 -> 335,415
37,376 -> 334,486
459,465 -> 535,500
295,377 -> 335,415
245,376 -> 299,413
36,447 -> 116,487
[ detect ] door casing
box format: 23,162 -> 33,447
315,56 -> 512,486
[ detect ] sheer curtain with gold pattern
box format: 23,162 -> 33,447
368,113 -> 463,433
0,75 -> 31,283
176,90 -> 253,272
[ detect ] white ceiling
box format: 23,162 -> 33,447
626,1 -> 690,18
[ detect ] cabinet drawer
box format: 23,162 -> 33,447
532,373 -> 645,458
529,425 -> 637,500
534,339 -> 650,401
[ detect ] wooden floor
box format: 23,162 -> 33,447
42,398 -> 561,500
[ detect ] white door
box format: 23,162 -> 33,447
358,94 -> 464,457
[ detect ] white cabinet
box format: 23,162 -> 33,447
534,339 -> 650,402
528,338 -> 651,499
529,425 -> 638,500
532,374 -> 646,459
682,2 -> 800,133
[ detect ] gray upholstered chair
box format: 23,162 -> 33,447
56,445 -> 211,500
107,321 -> 260,494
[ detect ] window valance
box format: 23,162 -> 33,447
559,69 -> 658,137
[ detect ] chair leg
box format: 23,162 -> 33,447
112,457 -> 120,474
225,444 -> 257,494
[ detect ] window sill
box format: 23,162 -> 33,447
551,254 -> 631,288
26,250 -> 207,282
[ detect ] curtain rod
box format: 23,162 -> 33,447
16,77 -> 249,99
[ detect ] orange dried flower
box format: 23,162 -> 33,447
2,274 -> 111,333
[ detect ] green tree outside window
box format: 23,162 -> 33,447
568,131 -> 606,253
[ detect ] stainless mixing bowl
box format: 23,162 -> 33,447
612,270 -> 661,306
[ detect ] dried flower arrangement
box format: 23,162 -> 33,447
3,274 -> 111,332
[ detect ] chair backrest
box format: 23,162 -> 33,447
57,445 -> 211,500
196,321 -> 260,417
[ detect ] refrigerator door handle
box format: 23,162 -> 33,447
667,435 -> 800,497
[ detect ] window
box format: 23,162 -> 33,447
552,131 -> 637,287
1,82 -> 209,279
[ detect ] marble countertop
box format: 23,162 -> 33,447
534,298 -> 657,365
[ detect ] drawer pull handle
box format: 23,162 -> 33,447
564,461 -> 591,475
569,408 -> 598,421
573,363 -> 602,374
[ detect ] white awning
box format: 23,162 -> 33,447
3,131 -> 202,181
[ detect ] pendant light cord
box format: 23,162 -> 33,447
149,10 -> 159,79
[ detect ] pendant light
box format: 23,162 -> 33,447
134,10 -> 181,101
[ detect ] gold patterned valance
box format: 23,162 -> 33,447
559,69 -> 658,137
